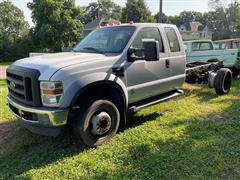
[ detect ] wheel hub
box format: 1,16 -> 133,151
91,112 -> 112,136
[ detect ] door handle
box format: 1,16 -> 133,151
165,59 -> 170,68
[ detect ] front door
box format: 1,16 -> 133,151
125,27 -> 171,104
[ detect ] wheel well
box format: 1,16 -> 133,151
70,82 -> 127,129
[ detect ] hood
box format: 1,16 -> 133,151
13,52 -> 117,80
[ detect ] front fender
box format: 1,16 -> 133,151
59,72 -> 128,109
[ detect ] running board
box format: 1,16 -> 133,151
128,89 -> 184,113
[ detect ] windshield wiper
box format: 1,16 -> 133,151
83,47 -> 102,53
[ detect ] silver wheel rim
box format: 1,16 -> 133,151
91,112 -> 112,136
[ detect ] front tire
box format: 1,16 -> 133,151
73,99 -> 120,147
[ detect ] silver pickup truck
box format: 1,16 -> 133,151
6,23 -> 232,147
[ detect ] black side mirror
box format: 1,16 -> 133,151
143,40 -> 160,61
128,40 -> 160,62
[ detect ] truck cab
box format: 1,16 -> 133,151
6,23 -> 189,147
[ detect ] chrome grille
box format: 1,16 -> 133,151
6,65 -> 41,106
7,72 -> 25,100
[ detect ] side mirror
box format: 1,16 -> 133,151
143,39 -> 160,61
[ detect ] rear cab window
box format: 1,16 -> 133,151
192,42 -> 213,51
164,27 -> 181,52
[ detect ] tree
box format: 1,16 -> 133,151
154,12 -> 168,23
121,0 -> 154,23
207,0 -> 240,39
82,0 -> 122,24
227,1 -> 240,37
0,0 -> 29,62
167,11 -> 204,27
28,0 -> 84,52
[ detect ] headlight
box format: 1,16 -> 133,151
40,81 -> 63,107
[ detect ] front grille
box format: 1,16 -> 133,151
7,65 -> 41,106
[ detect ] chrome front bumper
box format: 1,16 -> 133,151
7,96 -> 69,136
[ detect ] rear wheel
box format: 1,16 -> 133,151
214,68 -> 232,95
73,99 -> 120,147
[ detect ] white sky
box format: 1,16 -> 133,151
1,0 -> 234,26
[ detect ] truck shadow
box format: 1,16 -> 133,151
126,112 -> 160,130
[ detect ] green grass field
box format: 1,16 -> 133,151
0,62 -> 12,66
0,80 -> 14,121
0,79 -> 240,179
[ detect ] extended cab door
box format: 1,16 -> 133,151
125,26 -> 176,104
163,26 -> 186,89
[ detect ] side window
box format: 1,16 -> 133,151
199,42 -> 213,50
131,27 -> 164,53
164,27 -> 180,52
192,42 -> 213,51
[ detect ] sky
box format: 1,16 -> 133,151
0,0 -> 218,26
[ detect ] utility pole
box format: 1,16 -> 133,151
97,0 -> 100,19
158,0 -> 163,23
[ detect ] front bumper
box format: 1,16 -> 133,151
7,96 -> 69,136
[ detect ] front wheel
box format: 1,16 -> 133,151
73,99 -> 120,147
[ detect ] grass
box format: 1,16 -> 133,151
0,80 -> 14,121
0,79 -> 240,179
0,62 -> 12,66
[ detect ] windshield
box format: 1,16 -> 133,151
74,26 -> 135,54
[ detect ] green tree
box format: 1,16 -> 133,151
28,0 -> 84,52
82,0 -> 122,24
154,12 -> 168,23
227,1 -> 240,37
0,0 -> 30,61
167,11 -> 204,27
121,0 -> 154,23
207,0 -> 240,39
